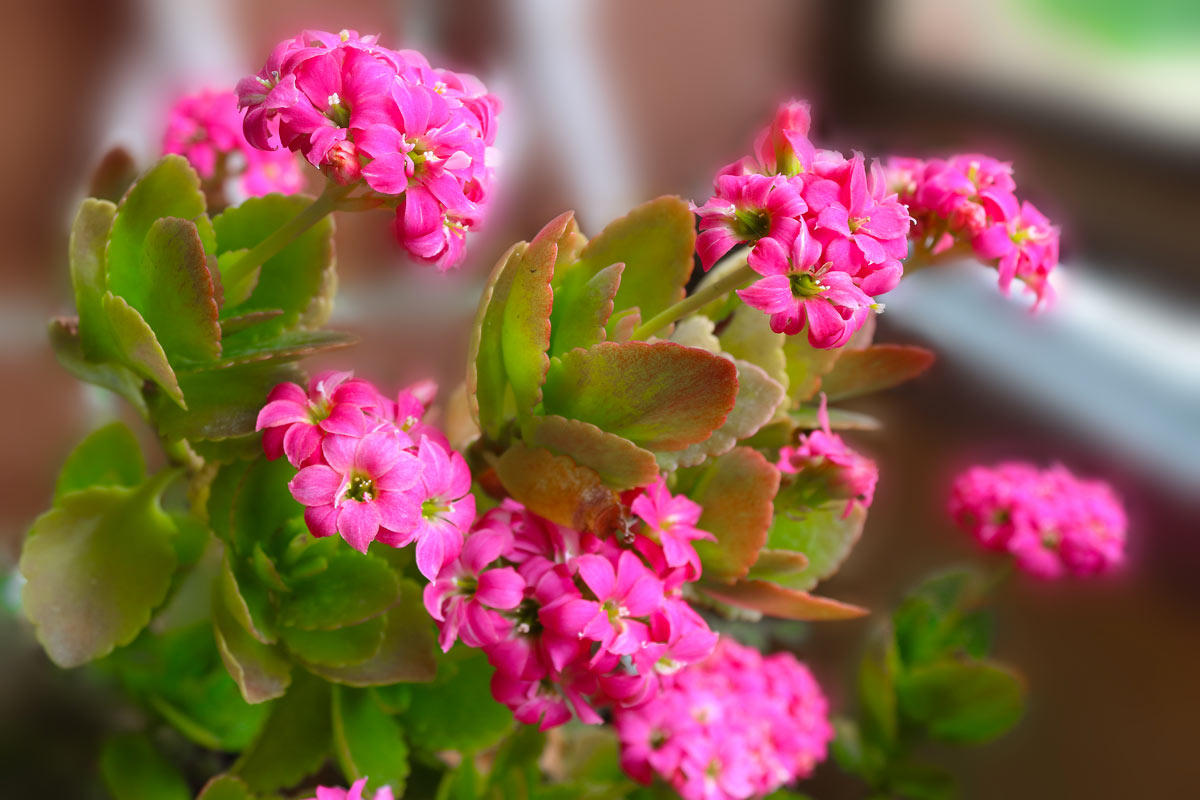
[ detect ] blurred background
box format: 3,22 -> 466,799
1,0 -> 1198,797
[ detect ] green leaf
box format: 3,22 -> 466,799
468,242 -> 525,439
718,304 -> 789,396
213,574 -> 292,704
19,473 -> 178,667
281,616 -> 386,667
88,146 -> 139,203
745,548 -> 809,580
782,332 -> 843,404
332,686 -> 410,794
197,775 -> 257,800
541,341 -> 737,451
100,734 -> 190,800
228,456 -> 303,557
49,317 -> 149,416
53,421 -> 145,503
495,442 -> 621,535
302,579 -> 436,686
818,344 -> 935,402
212,194 -> 335,330
197,328 -> 357,371
107,155 -> 207,305
133,216 -> 222,365
217,249 -> 262,308
402,648 -> 513,753
893,568 -> 994,667
788,405 -> 882,431
103,292 -> 186,407
525,415 -> 659,490
549,262 -> 624,356
765,502 -> 867,591
658,358 -> 785,471
69,198 -> 117,357
279,550 -> 399,631
503,211 -> 574,421
896,660 -> 1025,743
887,762 -> 956,800
219,551 -> 278,644
234,671 -> 331,793
858,632 -> 900,750
148,360 -> 304,442
700,578 -> 867,621
220,309 -> 285,337
570,196 -> 695,332
688,448 -> 780,583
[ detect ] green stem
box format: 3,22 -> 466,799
221,179 -> 354,288
632,259 -> 757,340
161,436 -> 203,474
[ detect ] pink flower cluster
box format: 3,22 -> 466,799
162,88 -> 303,198
948,462 -> 1126,578
237,29 -> 498,269
613,637 -> 832,800
779,398 -> 878,517
305,778 -> 393,800
886,155 -> 1060,307
256,371 -> 474,579
424,479 -> 719,730
693,100 -> 911,348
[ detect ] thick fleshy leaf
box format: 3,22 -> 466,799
819,345 -> 936,401
332,686 -> 410,794
503,212 -> 574,420
219,552 -> 277,643
668,315 -> 721,352
745,549 -> 810,580
718,304 -> 789,395
233,672 -> 331,793
88,146 -> 140,203
212,194 -> 335,331
216,249 -> 261,308
279,551 -> 400,631
892,568 -> 992,667
467,242 -> 525,439
789,405 -> 882,431
107,156 -> 207,305
688,448 -> 780,583
197,775 -> 256,800
658,359 -> 785,471
69,198 -> 118,359
765,502 -> 867,591
782,331 -> 843,403
229,456 -> 303,557
100,734 -> 190,800
858,630 -> 901,750
148,361 -> 304,442
19,473 -> 178,667
302,580 -> 436,686
541,341 -> 737,451
569,196 -> 695,333
549,262 -> 623,356
54,421 -> 145,504
104,292 -> 186,407
212,577 -> 292,704
193,328 -> 357,371
495,442 -> 622,535
133,217 -> 222,365
49,317 -> 149,417
219,310 -> 285,337
701,578 -> 867,621
281,616 -> 386,667
525,415 -> 659,491
896,660 -> 1025,743
401,649 -> 514,753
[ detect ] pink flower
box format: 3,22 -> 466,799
424,522 -> 525,651
306,778 -> 394,800
971,200 -> 1059,308
288,430 -> 424,553
162,88 -> 303,197
693,173 -> 806,270
737,226 -> 878,347
256,371 -> 384,467
386,437 -> 475,580
778,396 -> 878,515
613,637 -> 832,800
948,462 -> 1126,578
806,153 -> 911,270
630,478 -> 714,574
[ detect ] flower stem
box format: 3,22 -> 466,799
221,179 -> 354,289
632,259 -> 757,341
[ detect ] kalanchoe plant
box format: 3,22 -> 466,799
13,26 -> 1121,800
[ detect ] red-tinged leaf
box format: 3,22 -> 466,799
467,242 -> 526,438
549,262 -> 624,356
135,217 -> 222,365
495,442 -> 622,535
541,341 -> 737,452
503,212 -> 574,419
766,502 -> 867,591
212,579 -> 292,704
689,448 -> 781,583
526,415 -> 659,491
819,344 -> 935,401
702,578 -> 868,621
746,549 -> 810,580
